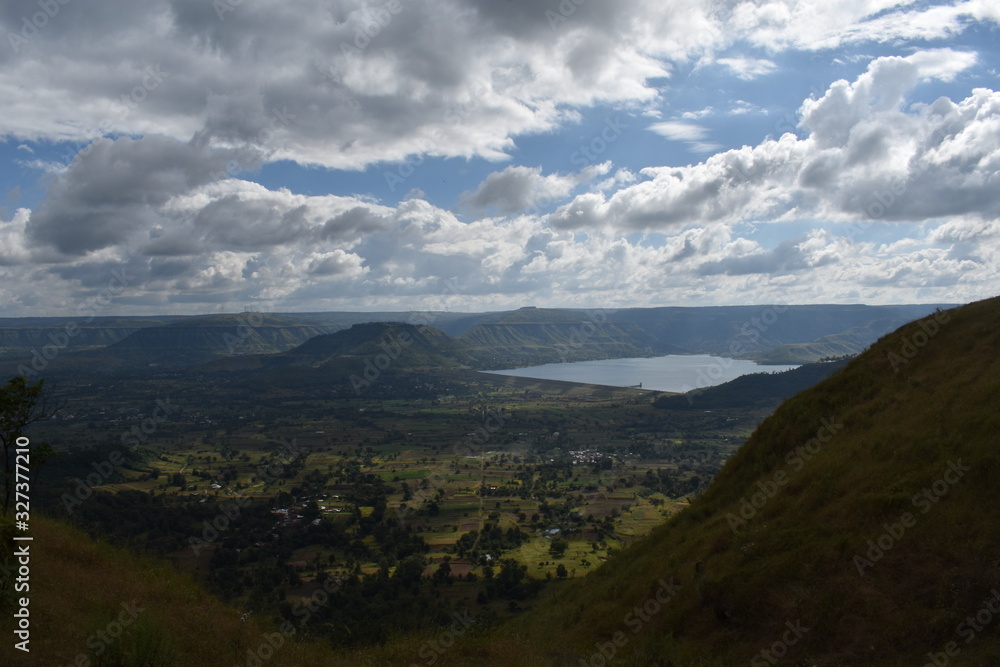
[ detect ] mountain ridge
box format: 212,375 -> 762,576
494,295 -> 1000,665
2,304 -> 952,377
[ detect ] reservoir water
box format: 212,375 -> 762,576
483,355 -> 800,394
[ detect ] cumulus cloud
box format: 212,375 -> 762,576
697,232 -> 840,276
0,0 -> 697,170
460,164 -> 609,214
25,136 -> 246,256
730,0 -> 998,51
551,49 -> 997,233
1,4 -> 998,314
648,121 -> 722,153
2,0 -> 993,173
717,57 -> 777,80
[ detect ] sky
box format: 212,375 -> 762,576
1,0 -> 999,316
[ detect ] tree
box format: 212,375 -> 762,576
432,560 -> 452,584
555,563 -> 568,579
549,538 -> 569,557
394,554 -> 426,586
1,376 -> 57,516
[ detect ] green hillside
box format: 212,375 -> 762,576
458,308 -> 673,367
0,516 -> 346,666
3,299 -> 996,666
749,317 -> 915,364
608,304 -> 947,358
104,314 -> 339,364
0,317 -> 181,373
0,305 -> 950,377
15,313 -> 341,373
487,297 -> 1000,664
653,358 -> 850,410
206,321 -> 477,368
197,322 -> 482,397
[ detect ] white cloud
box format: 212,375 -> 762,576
459,163 -> 609,215
728,0 -> 996,51
648,121 -> 722,153
717,57 -> 777,80
728,100 -> 764,116
0,0 -> 696,170
1,5 -> 999,314
1,0 -> 994,173
553,49 -> 993,234
681,106 -> 714,120
649,122 -> 710,142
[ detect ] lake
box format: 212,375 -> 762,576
483,355 -> 800,394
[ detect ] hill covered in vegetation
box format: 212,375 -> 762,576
0,304 -> 949,378
2,298 -> 994,666
653,357 -> 851,410
485,296 -> 1000,664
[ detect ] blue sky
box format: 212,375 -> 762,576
1,0 -> 999,315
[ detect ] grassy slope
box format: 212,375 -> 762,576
0,516 -> 342,666
458,308 -> 670,365
4,298 -> 998,666
490,297 -> 1000,665
750,317 -> 911,364
652,359 -> 849,410
0,515 -> 543,666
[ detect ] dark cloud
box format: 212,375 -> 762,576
460,166 -> 577,214
26,136 -> 241,255
195,199 -> 310,250
698,238 -> 839,276
320,207 -> 390,241
1,3 -> 998,313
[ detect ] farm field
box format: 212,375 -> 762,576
29,367 -> 770,644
